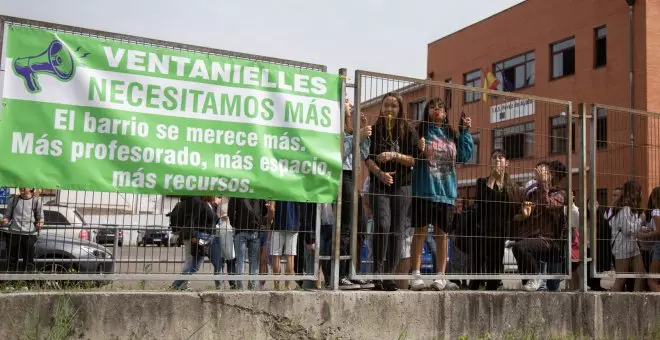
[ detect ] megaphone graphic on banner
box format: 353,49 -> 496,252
13,40 -> 75,93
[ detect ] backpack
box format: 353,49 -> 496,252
7,194 -> 40,222
167,199 -> 192,236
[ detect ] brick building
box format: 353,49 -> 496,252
359,0 -> 660,207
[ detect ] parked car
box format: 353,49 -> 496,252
0,213 -> 114,279
0,203 -> 97,243
96,225 -> 124,247
137,227 -> 178,247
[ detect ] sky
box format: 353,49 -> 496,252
0,0 -> 524,79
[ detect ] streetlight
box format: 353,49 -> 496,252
626,0 -> 635,179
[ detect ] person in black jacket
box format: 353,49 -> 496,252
227,197 -> 270,290
468,149 -> 521,290
171,196 -> 224,290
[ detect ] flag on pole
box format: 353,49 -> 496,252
482,68 -> 500,102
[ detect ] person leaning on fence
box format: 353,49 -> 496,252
365,92 -> 418,291
510,161 -> 566,292
170,196 -> 224,290
409,97 -> 474,291
636,187 -> 660,291
1,188 -> 44,272
467,149 -> 522,291
609,180 -> 646,292
332,98 -> 372,290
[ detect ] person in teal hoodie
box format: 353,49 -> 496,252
409,97 -> 473,291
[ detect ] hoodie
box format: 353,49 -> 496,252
412,125 -> 473,204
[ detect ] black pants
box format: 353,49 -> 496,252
511,238 -> 562,274
371,185 -> 412,275
469,236 -> 505,290
5,233 -> 37,272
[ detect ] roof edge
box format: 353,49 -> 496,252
427,0 -> 528,46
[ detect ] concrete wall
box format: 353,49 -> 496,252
0,291 -> 659,340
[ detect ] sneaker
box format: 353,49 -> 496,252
410,279 -> 426,291
523,279 -> 542,292
351,279 -> 375,290
338,278 -> 360,290
430,280 -> 446,291
382,280 -> 399,291
444,280 -> 459,290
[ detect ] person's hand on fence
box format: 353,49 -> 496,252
376,152 -> 395,164
418,137 -> 425,153
266,201 -> 275,220
521,201 -> 534,217
307,243 -> 315,255
1,218 -> 7,226
377,170 -> 395,186
360,125 -> 372,140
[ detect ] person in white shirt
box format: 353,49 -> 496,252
609,181 -> 646,292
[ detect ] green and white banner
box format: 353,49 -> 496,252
0,26 -> 342,202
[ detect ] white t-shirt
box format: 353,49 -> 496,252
610,206 -> 643,259
639,209 -> 659,252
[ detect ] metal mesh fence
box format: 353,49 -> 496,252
351,70 -> 574,291
590,104 -> 660,291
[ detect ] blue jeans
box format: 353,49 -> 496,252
536,261 -> 563,292
234,231 -> 260,289
426,234 -> 438,273
171,232 -> 224,289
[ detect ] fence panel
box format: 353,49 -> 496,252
0,16 -> 328,288
591,104 -> 660,287
350,70 -> 574,290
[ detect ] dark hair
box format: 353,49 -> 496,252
489,148 -> 520,200
647,187 -> 660,222
614,180 -> 643,216
375,92 -> 411,140
549,160 -> 567,186
536,160 -> 551,168
418,97 -> 457,140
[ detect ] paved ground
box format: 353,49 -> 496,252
99,245 -> 614,291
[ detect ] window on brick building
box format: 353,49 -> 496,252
596,108 -> 607,149
463,70 -> 481,103
551,37 -> 576,79
464,133 -> 480,165
410,99 -> 426,121
594,26 -> 607,68
444,78 -> 452,109
493,122 -> 535,159
550,115 -> 575,154
494,51 -> 535,91
596,188 -> 608,208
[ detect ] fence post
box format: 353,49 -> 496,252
350,71 -> 362,279
589,104 -> 598,281
566,102 -> 574,289
577,103 -> 588,292
329,68 -> 348,290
